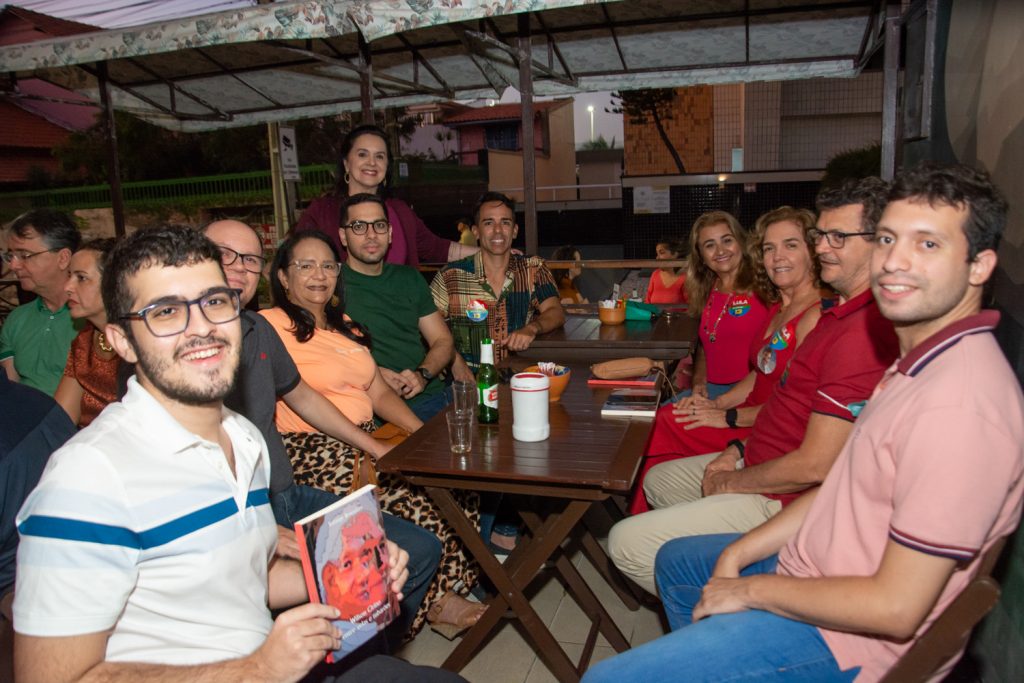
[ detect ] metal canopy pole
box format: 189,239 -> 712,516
517,13 -> 538,256
359,33 -> 375,124
880,1 -> 901,180
97,63 -> 126,237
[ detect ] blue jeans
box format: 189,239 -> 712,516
665,381 -> 734,406
272,484 -> 441,644
582,534 -> 858,683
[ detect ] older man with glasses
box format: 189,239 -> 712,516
609,177 -> 901,595
1,209 -> 82,395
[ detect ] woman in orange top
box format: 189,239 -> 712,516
262,231 -> 484,638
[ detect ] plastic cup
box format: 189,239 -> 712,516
446,411 -> 474,454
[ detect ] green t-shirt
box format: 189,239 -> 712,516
0,297 -> 82,396
343,263 -> 444,405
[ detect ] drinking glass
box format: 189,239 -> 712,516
446,411 -> 474,454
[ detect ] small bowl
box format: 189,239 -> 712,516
524,364 -> 571,402
598,305 -> 626,326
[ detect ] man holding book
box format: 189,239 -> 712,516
13,226 -> 461,683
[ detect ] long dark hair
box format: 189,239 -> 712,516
333,124 -> 393,198
269,232 -> 370,347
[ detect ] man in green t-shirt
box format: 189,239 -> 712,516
340,194 -> 455,421
1,209 -> 82,395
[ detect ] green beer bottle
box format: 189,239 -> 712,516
477,338 -> 499,424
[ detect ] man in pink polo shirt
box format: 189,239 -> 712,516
584,162 -> 1023,683
610,177 -> 900,594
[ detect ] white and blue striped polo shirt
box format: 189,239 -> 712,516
14,377 -> 278,665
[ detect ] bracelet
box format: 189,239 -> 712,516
725,408 -> 738,428
727,438 -> 745,459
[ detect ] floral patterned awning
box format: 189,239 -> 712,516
0,0 -> 883,131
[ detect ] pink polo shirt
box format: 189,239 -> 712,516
777,311 -> 1024,682
744,289 -> 899,505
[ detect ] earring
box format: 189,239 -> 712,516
331,294 -> 340,307
344,171 -> 351,185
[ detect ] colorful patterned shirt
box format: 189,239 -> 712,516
430,252 -> 558,367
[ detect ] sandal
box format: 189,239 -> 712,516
426,592 -> 488,640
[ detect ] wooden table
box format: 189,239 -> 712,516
378,362 -> 653,681
519,304 -> 696,363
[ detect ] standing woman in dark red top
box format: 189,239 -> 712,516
295,124 -> 479,266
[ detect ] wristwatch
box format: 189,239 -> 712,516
416,366 -> 434,382
725,408 -> 739,428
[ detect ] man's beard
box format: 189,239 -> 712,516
133,336 -> 239,406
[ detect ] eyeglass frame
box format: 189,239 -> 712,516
217,245 -> 266,274
119,287 -> 242,337
341,219 -> 390,235
288,259 -> 342,276
808,228 -> 875,249
1,248 -> 58,264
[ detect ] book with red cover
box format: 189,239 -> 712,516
587,371 -> 661,388
293,484 -> 398,662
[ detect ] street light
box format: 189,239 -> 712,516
586,104 -> 595,142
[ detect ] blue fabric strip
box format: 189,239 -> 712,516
19,487 -> 271,550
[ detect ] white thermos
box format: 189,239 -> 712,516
510,372 -> 550,442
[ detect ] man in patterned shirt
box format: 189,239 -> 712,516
430,192 -> 565,382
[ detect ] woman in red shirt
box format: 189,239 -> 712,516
645,237 -> 688,304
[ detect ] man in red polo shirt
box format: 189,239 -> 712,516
610,178 -> 900,594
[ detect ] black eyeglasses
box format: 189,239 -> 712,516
808,228 -> 875,249
342,219 -> 390,235
1,248 -> 57,264
218,245 -> 266,274
121,287 -> 241,337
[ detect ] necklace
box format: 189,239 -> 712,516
703,287 -> 733,343
96,330 -> 114,353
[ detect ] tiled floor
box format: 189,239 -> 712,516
395,510 -> 668,683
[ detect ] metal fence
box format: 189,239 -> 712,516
0,161 -> 486,221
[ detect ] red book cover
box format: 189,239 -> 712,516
293,484 -> 398,662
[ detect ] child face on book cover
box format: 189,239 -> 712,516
322,511 -> 388,618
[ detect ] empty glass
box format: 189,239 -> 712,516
451,380 -> 477,417
446,411 -> 474,454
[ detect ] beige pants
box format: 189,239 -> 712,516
609,453 -> 782,594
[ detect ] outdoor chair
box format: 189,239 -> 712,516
879,536 -> 1008,683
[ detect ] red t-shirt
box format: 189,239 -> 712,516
645,271 -> 688,304
698,289 -> 770,385
744,289 -> 898,505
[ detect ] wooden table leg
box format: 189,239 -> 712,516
424,487 -> 588,683
520,506 -> 631,654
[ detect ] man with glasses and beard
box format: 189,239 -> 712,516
339,194 -> 455,421
12,226 -> 461,683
